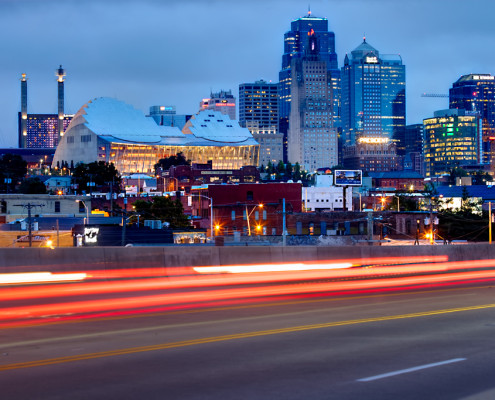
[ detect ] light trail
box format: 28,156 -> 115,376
1,268 -> 495,324
0,272 -> 88,284
0,257 -> 489,303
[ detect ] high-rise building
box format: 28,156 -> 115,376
18,67 -> 72,149
403,123 -> 424,176
449,74 -> 495,165
239,80 -> 283,166
287,29 -> 338,171
199,90 -> 236,120
147,106 -> 191,130
341,38 -> 405,172
423,109 -> 481,178
279,11 -> 340,161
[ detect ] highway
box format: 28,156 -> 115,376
1,256 -> 495,399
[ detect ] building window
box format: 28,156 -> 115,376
55,201 -> 61,213
243,209 -> 247,220
231,210 -> 235,221
0,201 -> 6,214
79,202 -> 85,213
247,191 -> 253,201
263,210 -> 267,220
255,210 -> 259,220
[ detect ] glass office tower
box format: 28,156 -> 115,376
450,74 -> 495,164
423,109 -> 481,178
341,39 -> 405,172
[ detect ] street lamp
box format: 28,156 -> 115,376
75,199 -> 89,225
245,203 -> 263,236
191,194 -> 214,242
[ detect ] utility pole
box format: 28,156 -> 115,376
14,203 -> 44,247
490,201 -> 492,244
121,197 -> 127,246
282,198 -> 286,246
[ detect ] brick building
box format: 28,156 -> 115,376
191,182 -> 302,236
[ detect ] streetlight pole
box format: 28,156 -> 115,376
192,194 -> 213,242
245,203 -> 263,236
76,200 -> 89,225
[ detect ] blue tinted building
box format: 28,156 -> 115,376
341,39 -> 405,172
449,74 -> 495,165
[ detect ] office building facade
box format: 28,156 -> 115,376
423,109 -> 482,178
279,12 -> 340,161
200,90 -> 236,120
239,80 -> 283,166
147,105 -> 191,130
341,39 -> 405,172
287,29 -> 338,171
449,74 -> 495,165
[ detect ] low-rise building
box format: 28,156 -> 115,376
0,194 -> 90,223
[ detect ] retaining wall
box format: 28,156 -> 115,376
1,244 -> 495,273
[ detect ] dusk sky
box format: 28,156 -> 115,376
1,0 -> 494,147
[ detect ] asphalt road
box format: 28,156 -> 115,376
1,279 -> 495,400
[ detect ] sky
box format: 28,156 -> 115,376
0,0 -> 494,147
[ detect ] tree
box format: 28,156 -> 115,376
0,154 -> 27,193
19,177 -> 47,194
72,161 -> 121,194
132,196 -> 190,228
154,152 -> 190,174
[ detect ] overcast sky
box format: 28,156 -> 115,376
0,0 -> 493,147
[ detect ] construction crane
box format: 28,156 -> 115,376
421,93 -> 449,98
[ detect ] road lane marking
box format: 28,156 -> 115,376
0,303 -> 493,371
357,358 -> 467,382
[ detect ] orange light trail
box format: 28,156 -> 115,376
0,257 -> 464,302
1,268 -> 495,324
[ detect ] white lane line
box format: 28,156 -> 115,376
357,358 -> 466,382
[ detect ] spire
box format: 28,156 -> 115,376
308,4 -> 311,16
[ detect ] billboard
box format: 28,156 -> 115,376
334,170 -> 362,186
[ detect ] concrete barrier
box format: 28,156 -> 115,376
0,244 -> 495,273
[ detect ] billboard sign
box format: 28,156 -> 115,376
334,170 -> 362,186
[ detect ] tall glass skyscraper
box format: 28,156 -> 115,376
341,39 -> 405,172
279,11 -> 340,161
449,74 -> 495,164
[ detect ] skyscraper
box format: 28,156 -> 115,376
423,109 -> 481,178
449,74 -> 495,165
279,11 -> 340,161
199,90 -> 236,120
239,80 -> 282,166
147,105 -> 191,130
341,38 -> 405,172
18,67 -> 72,149
287,29 -> 338,171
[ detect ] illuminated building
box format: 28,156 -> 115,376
197,183 -> 302,236
239,80 -> 283,166
199,90 -> 236,120
341,38 -> 405,172
52,97 -> 259,174
287,29 -> 338,171
147,105 -> 191,130
18,67 -> 73,149
423,109 -> 481,178
279,11 -> 340,161
449,74 -> 495,164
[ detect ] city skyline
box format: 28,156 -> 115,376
1,0 -> 494,147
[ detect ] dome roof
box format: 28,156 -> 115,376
351,38 -> 379,59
